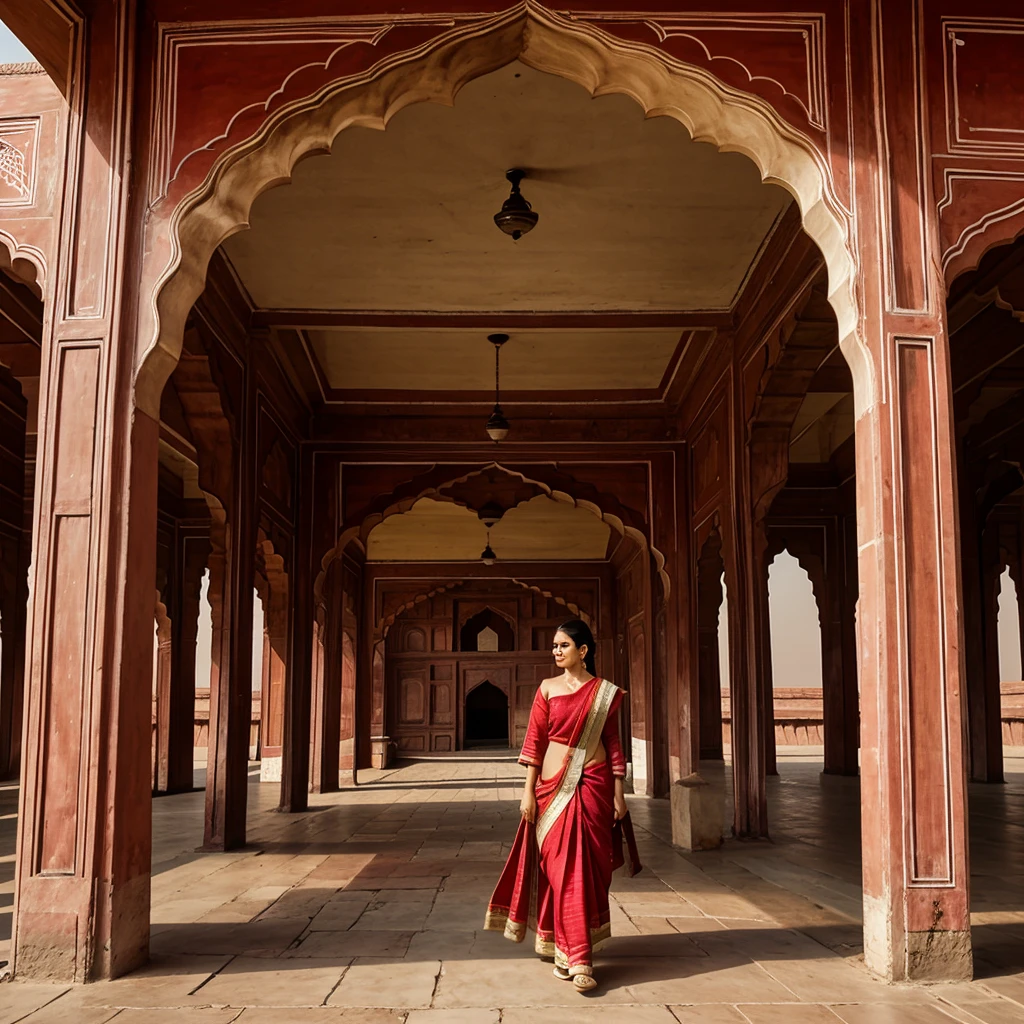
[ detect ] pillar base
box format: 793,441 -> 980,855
670,773 -> 722,851
370,735 -> 393,769
260,755 -> 282,782
863,895 -> 973,982
908,930 -> 973,982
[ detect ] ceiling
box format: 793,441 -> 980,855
224,63 -> 790,315
366,495 -> 611,561
308,326 -> 683,391
219,61 -> 791,403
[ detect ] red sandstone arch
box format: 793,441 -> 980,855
133,1 -> 868,420
379,577 -> 595,639
317,462 -> 662,605
0,229 -> 45,298
940,182 -> 1024,290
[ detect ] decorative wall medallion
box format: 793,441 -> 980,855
0,118 -> 38,206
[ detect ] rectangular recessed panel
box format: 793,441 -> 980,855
897,339 -> 952,884
38,514 -> 90,873
37,344 -> 100,875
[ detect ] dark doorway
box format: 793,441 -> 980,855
464,681 -> 509,747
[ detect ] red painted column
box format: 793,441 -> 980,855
12,1 -> 156,980
696,539 -> 724,761
853,0 -> 972,981
281,444 -> 313,811
310,563 -> 342,793
0,366 -> 27,780
202,356 -> 256,848
155,530 -> 208,795
821,518 -> 860,776
976,522 -> 1005,783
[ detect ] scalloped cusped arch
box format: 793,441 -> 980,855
135,1 -> 867,420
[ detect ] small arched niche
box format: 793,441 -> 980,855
460,608 -> 515,652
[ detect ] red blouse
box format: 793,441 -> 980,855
519,679 -> 627,777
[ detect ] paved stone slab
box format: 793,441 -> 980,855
326,958 -> 440,1009
0,984 -> 71,1024
197,957 -> 350,1007
6,753 -> 1024,1019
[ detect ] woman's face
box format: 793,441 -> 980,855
552,630 -> 587,671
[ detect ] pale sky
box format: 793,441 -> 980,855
0,21 -> 32,64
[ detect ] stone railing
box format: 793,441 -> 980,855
724,683 -> 1024,747
153,688 -> 261,760
154,683 -> 1024,758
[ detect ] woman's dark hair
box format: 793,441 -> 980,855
555,618 -> 597,676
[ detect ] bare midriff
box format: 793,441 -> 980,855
541,738 -> 607,782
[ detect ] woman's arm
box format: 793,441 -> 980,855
520,764 -> 539,823
613,775 -> 627,821
518,684 -> 550,769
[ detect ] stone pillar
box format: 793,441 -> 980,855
154,530 -> 208,795
259,573 -> 289,781
311,563 -> 342,793
0,366 -> 27,780
153,596 -> 173,790
853,0 -> 972,981
729,425 -> 788,839
340,630 -> 357,773
356,574 -> 375,771
201,431 -> 255,847
281,445 -> 313,811
12,1 -> 157,981
757,563 -> 778,779
696,536 -> 725,761
974,521 -> 1005,783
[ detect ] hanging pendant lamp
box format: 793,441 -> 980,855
485,333 -> 510,442
493,169 -> 539,241
480,528 -> 497,566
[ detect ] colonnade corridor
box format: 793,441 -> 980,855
1,752 -> 1024,1019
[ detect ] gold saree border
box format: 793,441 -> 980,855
535,678 -> 619,849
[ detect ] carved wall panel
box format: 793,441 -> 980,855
0,118 -> 38,207
896,338 -> 954,884
691,398 -> 727,516
567,12 -> 828,135
943,21 -> 1024,157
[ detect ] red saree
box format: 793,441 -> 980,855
485,677 -> 641,969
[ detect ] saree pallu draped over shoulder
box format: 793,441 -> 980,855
485,677 -> 641,970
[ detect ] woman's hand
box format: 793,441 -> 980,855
614,792 -> 628,821
613,776 -> 627,821
520,790 -> 537,824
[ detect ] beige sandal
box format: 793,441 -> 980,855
570,965 -> 597,992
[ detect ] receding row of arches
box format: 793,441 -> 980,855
2,1 -> 1024,986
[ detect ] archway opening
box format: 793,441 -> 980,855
768,549 -> 824,768
464,680 -> 509,748
460,608 -> 515,652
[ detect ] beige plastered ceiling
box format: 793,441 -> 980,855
366,495 -> 612,562
222,62 -> 791,394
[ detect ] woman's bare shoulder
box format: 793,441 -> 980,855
539,675 -> 563,697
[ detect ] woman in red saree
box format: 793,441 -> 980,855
485,619 -> 640,993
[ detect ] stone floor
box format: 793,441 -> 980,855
3,749 -> 1024,1023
